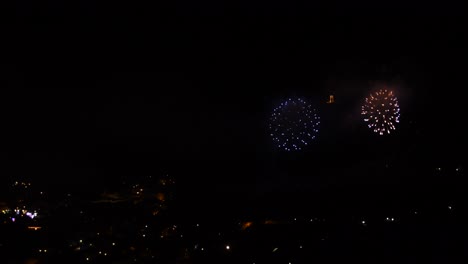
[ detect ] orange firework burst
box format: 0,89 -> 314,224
361,89 -> 401,135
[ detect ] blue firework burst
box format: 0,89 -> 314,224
269,98 -> 320,151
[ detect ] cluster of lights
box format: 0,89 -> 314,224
269,98 -> 320,151
361,89 -> 401,135
2,207 -> 38,219
13,181 -> 32,188
2,203 -> 457,263
7,172 -> 462,263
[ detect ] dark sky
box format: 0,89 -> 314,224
1,1 -> 467,209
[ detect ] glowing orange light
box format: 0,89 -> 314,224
156,193 -> 165,201
264,220 -> 277,225
241,222 -> 253,230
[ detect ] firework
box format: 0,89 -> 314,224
361,89 -> 401,135
269,98 -> 320,151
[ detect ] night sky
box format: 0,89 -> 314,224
1,1 -> 467,214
